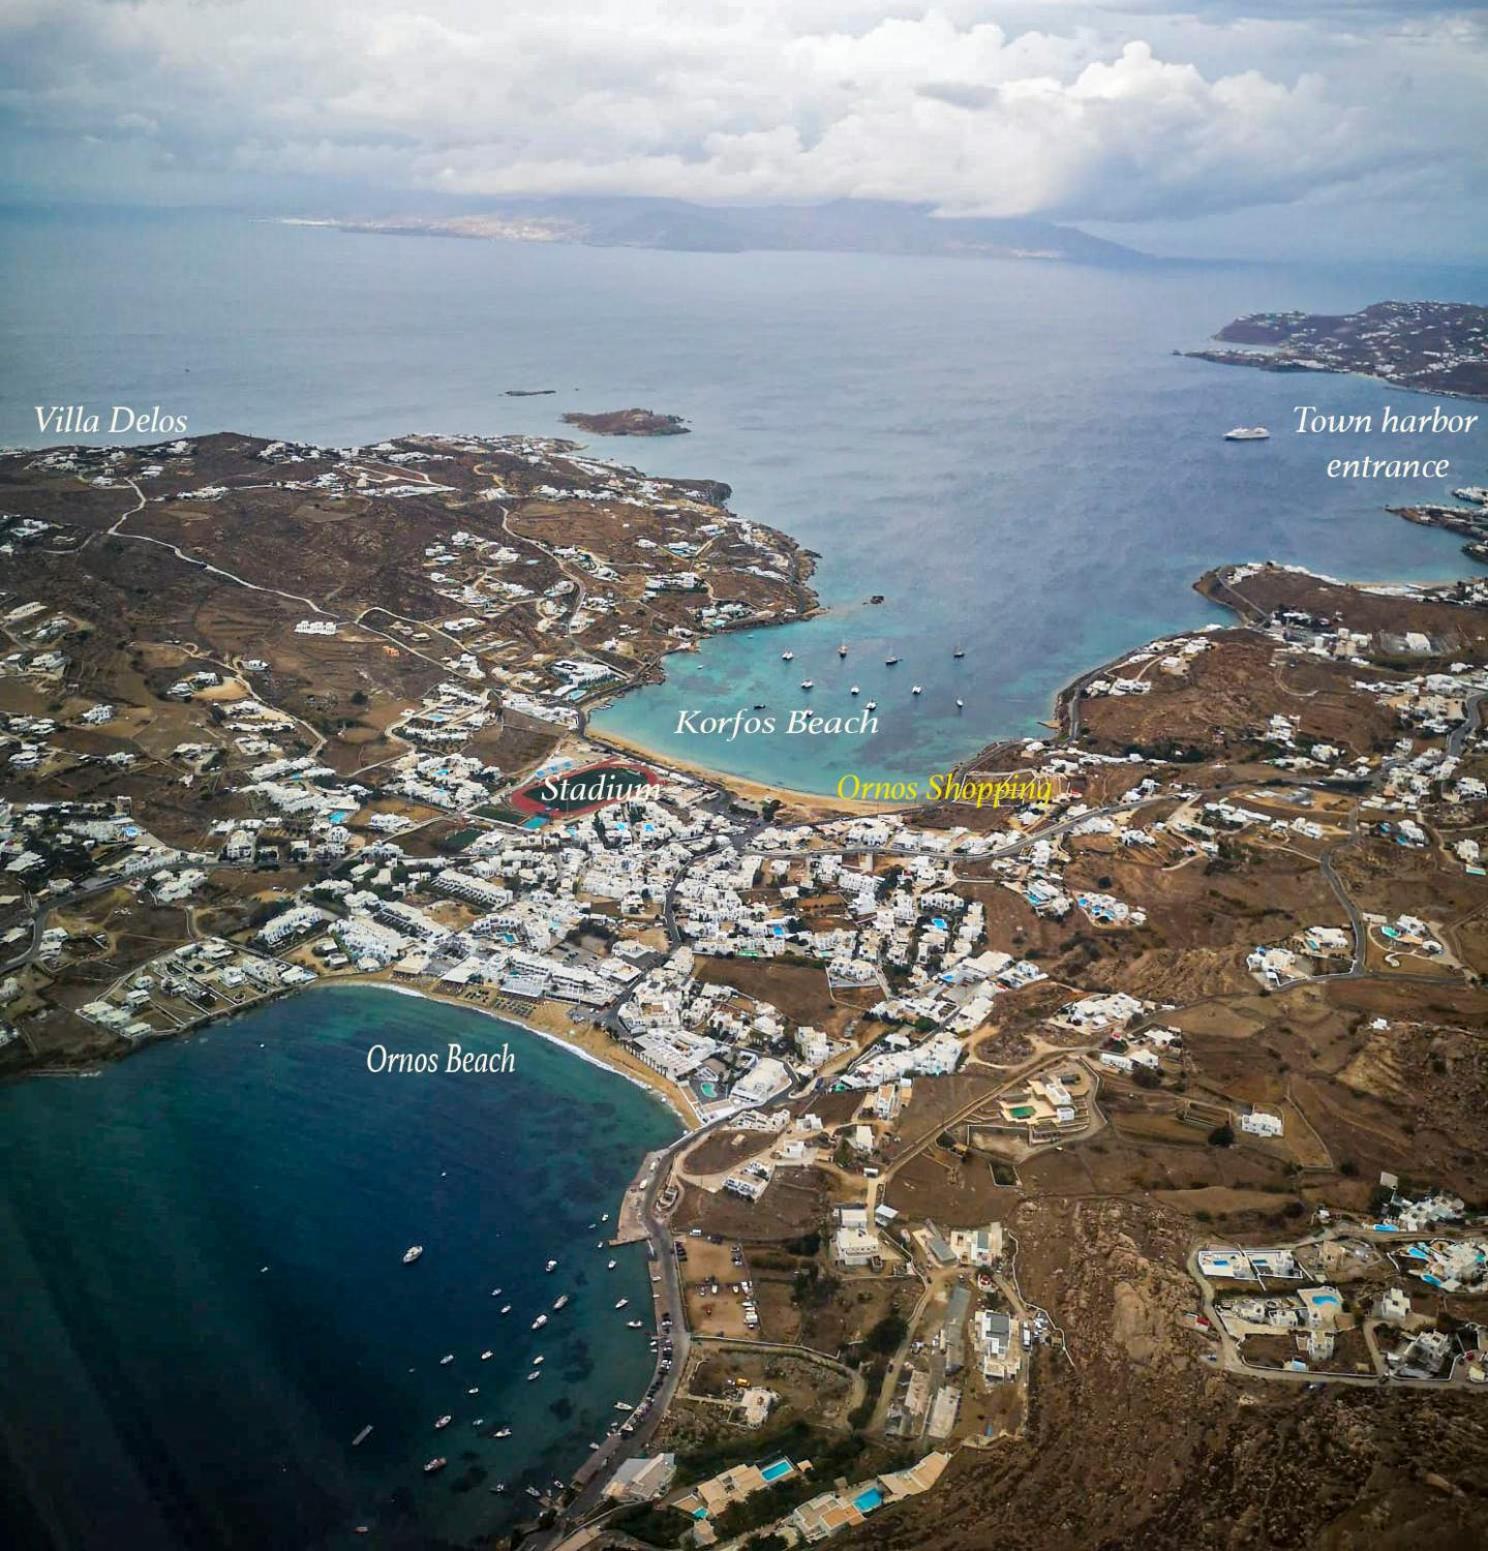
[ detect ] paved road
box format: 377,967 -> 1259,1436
1185,1233 -> 1482,1391
527,1114 -> 730,1549
0,854 -> 219,975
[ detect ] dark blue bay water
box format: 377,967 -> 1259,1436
0,986 -> 678,1549
3,209 -> 1486,790
2,211 -> 1487,1546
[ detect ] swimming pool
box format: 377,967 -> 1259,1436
760,1459 -> 793,1483
854,1488 -> 884,1512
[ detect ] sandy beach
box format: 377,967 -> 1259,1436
353,973 -> 704,1130
586,726 -> 910,818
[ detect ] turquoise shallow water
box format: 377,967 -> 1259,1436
2,211 -> 1487,1546
0,985 -> 678,1549
3,210 -> 1485,792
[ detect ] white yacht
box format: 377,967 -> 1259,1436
1224,426 -> 1270,441
402,1245 -> 423,1264
531,1313 -> 548,1330
781,650 -> 794,661
911,685 -> 923,695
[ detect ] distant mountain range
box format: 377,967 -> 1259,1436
293,197 -> 1148,267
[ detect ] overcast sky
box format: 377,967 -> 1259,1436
1,1 -> 1484,258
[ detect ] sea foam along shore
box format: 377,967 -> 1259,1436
362,978 -> 701,1131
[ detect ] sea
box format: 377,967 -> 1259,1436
4,208 -> 1487,793
0,986 -> 679,1549
3,208 -> 1488,1547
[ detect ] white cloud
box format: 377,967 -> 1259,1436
0,1 -> 1482,231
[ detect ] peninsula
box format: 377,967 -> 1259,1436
3,433 -> 1487,1551
1186,300 -> 1488,399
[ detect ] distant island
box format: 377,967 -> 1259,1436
563,408 -> 689,437
1186,300 -> 1488,399
287,196 -> 1149,267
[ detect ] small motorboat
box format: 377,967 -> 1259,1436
800,680 -> 813,690
481,1349 -> 494,1360
544,1259 -> 558,1273
467,1387 -> 479,1396
424,1458 -> 447,1475
953,646 -> 965,658
781,650 -> 794,661
614,1298 -> 629,1309
838,642 -> 848,656
884,655 -> 899,665
956,698 -> 964,709
865,700 -> 877,711
494,1426 -> 512,1438
553,1294 -> 569,1310
627,1319 -> 644,1329
500,1304 -> 511,1314
532,1355 -> 545,1365
911,685 -> 923,695
402,1246 -> 423,1264
439,1354 -> 454,1365
434,1415 -> 452,1431
532,1313 -> 548,1330
490,1287 -> 501,1297
527,1370 -> 542,1382
850,685 -> 860,695
607,1259 -> 617,1270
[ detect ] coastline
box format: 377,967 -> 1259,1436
588,725 -> 909,816
351,977 -> 703,1131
